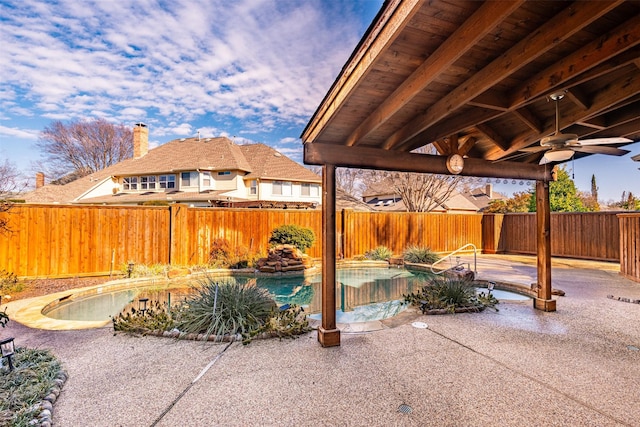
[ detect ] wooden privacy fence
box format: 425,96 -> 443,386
0,204 -> 637,278
618,213 -> 640,283
483,212 -> 621,262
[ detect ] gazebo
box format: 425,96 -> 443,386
301,0 -> 640,347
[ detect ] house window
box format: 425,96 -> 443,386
301,183 -> 319,197
249,180 -> 257,195
272,181 -> 291,196
140,176 -> 156,190
159,175 -> 175,189
123,176 -> 138,190
218,171 -> 231,176
181,172 -> 198,187
202,172 -> 212,187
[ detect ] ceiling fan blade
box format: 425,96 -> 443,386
572,146 -> 630,156
519,145 -> 548,153
576,137 -> 633,146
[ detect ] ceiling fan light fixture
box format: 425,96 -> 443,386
542,148 -> 575,163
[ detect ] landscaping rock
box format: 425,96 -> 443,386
257,245 -> 313,273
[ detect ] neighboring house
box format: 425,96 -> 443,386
460,184 -> 507,212
362,182 -> 504,213
24,123 -> 322,208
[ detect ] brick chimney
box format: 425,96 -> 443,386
36,172 -> 45,189
133,123 -> 148,158
485,183 -> 493,198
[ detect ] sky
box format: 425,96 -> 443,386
0,0 -> 638,203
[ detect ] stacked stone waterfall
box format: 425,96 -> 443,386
256,244 -> 313,273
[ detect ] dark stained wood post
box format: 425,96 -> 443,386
318,164 -> 340,346
534,180 -> 556,311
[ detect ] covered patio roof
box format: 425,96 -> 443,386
302,0 -> 639,177
301,0 -> 640,347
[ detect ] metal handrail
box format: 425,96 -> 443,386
431,243 -> 477,275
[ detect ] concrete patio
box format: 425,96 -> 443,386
3,255 -> 640,426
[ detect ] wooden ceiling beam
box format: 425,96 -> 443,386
577,116 -> 607,130
304,143 -> 554,181
476,123 -> 511,151
345,0 -> 523,147
509,12 -> 640,106
383,0 -> 622,150
485,71 -> 640,160
432,140 -> 450,155
513,107 -> 544,133
467,90 -> 510,111
399,108 -> 503,152
565,87 -> 590,110
458,136 -> 477,157
300,0 -> 421,143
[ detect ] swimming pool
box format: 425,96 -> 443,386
41,268 -> 532,324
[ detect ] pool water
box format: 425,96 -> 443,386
42,268 -> 531,323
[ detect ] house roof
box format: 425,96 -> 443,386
302,0 -> 639,180
240,144 -> 321,182
24,136 -> 320,204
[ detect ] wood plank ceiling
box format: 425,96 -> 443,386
301,0 -> 640,177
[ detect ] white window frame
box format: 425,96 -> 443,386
202,171 -> 212,188
140,176 -> 157,190
181,171 -> 198,187
123,176 -> 138,191
272,180 -> 291,196
249,180 -> 257,195
301,183 -> 319,197
159,175 -> 176,189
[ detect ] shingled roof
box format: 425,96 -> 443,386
24,136 -> 320,204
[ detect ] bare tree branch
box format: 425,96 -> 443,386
37,118 -> 133,180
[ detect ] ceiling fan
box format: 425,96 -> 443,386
520,91 -> 632,165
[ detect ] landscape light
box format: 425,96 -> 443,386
488,281 -> 496,295
1,337 -> 15,372
127,262 -> 135,278
138,298 -> 149,315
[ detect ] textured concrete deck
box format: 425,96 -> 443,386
3,255 -> 639,426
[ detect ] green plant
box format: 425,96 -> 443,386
268,224 -> 315,253
173,277 -> 277,341
404,276 -> 498,313
403,245 -> 439,264
245,304 -> 312,344
112,300 -> 175,334
364,246 -> 393,261
0,348 -> 64,426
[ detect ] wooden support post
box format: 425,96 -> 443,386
534,180 -> 556,311
318,164 -> 340,347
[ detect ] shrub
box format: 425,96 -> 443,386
403,245 -> 439,264
173,277 -> 277,341
404,275 -> 498,313
0,270 -> 19,294
112,300 -> 175,334
209,238 -> 255,269
364,245 -> 393,261
245,304 -> 312,344
122,262 -> 168,278
269,224 -> 315,253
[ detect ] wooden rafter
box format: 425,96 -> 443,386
382,0 -> 623,150
345,0 -> 524,147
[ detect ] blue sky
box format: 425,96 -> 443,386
0,0 -> 638,203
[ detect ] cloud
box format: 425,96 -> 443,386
0,0 -> 366,132
0,125 -> 40,140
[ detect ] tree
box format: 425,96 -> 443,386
0,160 -> 24,234
365,169 -> 463,212
37,118 -> 133,180
590,174 -> 598,201
485,191 -> 532,213
616,191 -> 640,210
528,166 -> 585,212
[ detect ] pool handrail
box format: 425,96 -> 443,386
431,243 -> 477,276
